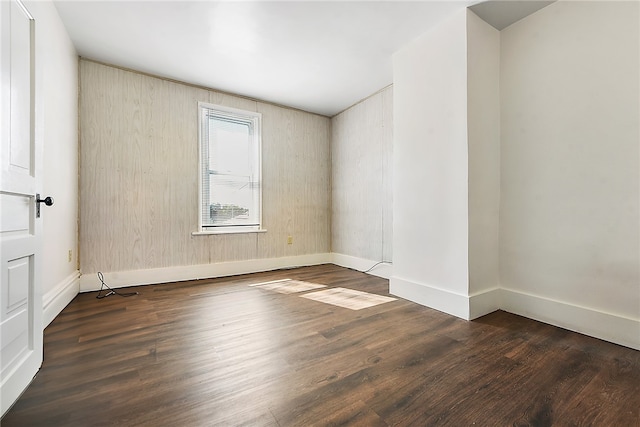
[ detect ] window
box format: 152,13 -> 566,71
198,102 -> 262,233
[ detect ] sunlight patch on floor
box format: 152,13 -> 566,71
249,279 -> 326,294
301,287 -> 396,310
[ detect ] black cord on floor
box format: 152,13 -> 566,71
96,272 -> 139,299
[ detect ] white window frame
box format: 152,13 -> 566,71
194,102 -> 265,235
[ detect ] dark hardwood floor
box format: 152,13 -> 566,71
2,264 -> 639,426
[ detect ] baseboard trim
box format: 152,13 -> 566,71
43,271 -> 80,328
331,253 -> 393,279
469,287 -> 501,320
60,259 -> 640,350
388,279 -> 638,349
79,253 -> 333,292
389,277 -> 472,319
501,287 -> 640,351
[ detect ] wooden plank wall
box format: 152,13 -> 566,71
331,86 -> 393,262
79,60 -> 331,274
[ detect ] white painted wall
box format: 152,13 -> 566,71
32,0 -> 79,327
500,1 -> 639,347
391,10 -> 471,318
331,86 -> 393,275
466,10 -> 500,300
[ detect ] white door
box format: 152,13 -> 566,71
0,0 -> 43,416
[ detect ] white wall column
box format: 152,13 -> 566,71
391,10 -> 473,319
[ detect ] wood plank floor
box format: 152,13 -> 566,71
2,264 -> 639,426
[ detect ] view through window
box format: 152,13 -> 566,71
199,103 -> 262,232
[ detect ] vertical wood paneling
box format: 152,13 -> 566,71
258,103 -> 294,259
256,102 -> 331,260
331,87 -> 393,262
79,60 -> 330,275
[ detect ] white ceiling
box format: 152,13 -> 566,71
53,1 -> 551,117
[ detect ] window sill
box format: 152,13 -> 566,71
191,229 -> 267,236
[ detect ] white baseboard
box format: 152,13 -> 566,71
502,287 -> 640,351
469,287 -> 501,320
79,253 -> 332,292
389,277 -> 472,319
389,279 -> 638,349
43,271 -> 80,328
72,253 -> 639,350
331,253 -> 393,279
389,277 -> 500,320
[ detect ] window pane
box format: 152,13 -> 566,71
199,104 -> 261,230
209,118 -> 251,173
206,173 -> 260,226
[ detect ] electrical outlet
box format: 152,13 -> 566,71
287,236 -> 293,245
68,250 -> 72,263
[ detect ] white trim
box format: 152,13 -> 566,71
388,277 -> 500,320
468,287 -> 501,320
388,277 -> 638,349
389,276 -> 472,319
43,270 -> 80,328
72,253 -> 639,350
192,228 -> 267,236
331,253 -> 393,279
198,101 -> 263,233
79,253 -> 332,292
501,287 -> 640,351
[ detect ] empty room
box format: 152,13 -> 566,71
1,0 -> 638,425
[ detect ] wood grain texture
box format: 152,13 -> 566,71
331,87 -> 393,262
79,60 -> 330,275
2,264 -> 638,426
257,102 -> 331,260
